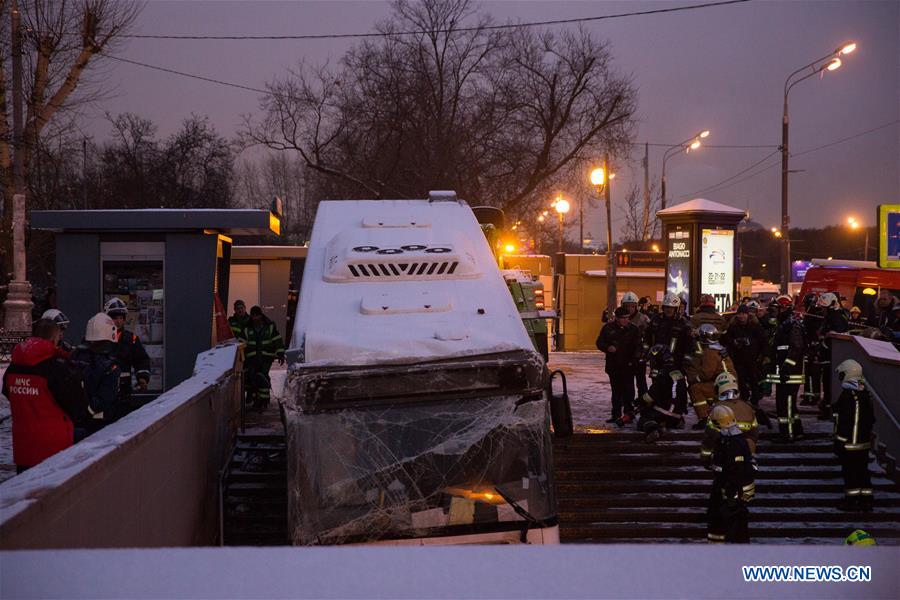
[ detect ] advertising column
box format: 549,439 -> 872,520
700,228 -> 735,313
666,229 -> 691,308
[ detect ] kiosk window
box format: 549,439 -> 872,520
102,261 -> 164,392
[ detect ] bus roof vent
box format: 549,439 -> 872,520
428,190 -> 458,203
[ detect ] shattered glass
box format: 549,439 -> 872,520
283,353 -> 555,545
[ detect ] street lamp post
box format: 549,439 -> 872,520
781,42 -> 856,293
591,157 -> 617,315
554,197 -> 570,253
660,129 -> 709,210
847,217 -> 870,261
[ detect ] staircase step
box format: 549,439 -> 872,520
559,509 -> 900,523
558,495 -> 900,509
560,523 -> 900,540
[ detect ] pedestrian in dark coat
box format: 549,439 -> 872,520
596,306 -> 642,425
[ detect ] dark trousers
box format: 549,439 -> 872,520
608,368 -> 635,418
735,362 -> 761,405
635,363 -> 648,397
804,357 -> 822,399
840,448 -> 873,497
775,383 -> 804,439
707,489 -> 750,543
674,378 -> 688,414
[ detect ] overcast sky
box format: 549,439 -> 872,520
82,0 -> 898,236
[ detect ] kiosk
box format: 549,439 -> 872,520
30,209 -> 280,392
657,198 -> 747,313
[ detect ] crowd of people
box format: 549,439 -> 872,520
3,299 -> 152,474
596,289 -> 892,543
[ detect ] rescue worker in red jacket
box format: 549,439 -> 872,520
2,318 -> 90,473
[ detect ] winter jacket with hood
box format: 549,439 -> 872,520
2,337 -> 89,468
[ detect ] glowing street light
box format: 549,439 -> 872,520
651,244 -> 660,252
554,197 -> 570,253
780,40 -> 857,292
846,216 -> 869,260
661,128 -> 710,208
504,243 -> 516,254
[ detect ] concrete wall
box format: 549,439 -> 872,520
259,259 -> 291,339
830,334 -> 900,466
0,344 -> 242,550
558,254 -> 665,351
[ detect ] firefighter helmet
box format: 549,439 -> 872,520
697,323 -> 720,343
85,312 -> 118,343
40,308 -> 69,330
775,295 -> 793,309
835,359 -> 863,383
849,305 -> 861,317
710,404 -> 736,429
844,529 -> 876,546
662,292 -> 680,308
745,299 -> 760,311
104,297 -> 128,317
699,293 -> 716,308
621,291 -> 639,305
803,292 -> 819,310
817,292 -> 839,309
715,372 -> 739,400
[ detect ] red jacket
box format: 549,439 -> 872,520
2,337 -> 88,468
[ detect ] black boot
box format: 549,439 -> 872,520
692,418 -> 708,431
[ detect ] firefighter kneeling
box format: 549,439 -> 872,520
636,344 -> 686,442
705,404 -> 756,543
834,359 -> 875,512
685,323 -> 735,430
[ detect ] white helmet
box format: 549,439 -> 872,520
41,309 -> 69,330
622,291 -> 639,305
745,299 -> 760,310
817,292 -> 839,309
85,312 -> 118,342
662,292 -> 680,308
104,297 -> 128,317
835,359 -> 863,383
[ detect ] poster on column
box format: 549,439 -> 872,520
666,229 -> 691,309
701,228 -> 734,313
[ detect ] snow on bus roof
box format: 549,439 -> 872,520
291,199 -> 534,366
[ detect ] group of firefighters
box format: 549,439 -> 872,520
597,289 -> 885,543
3,299 -> 151,473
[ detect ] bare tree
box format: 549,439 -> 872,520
0,0 -> 141,281
242,0 -> 636,213
620,181 -> 661,243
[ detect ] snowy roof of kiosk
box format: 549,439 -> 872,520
657,198 -> 747,217
291,198 -> 534,366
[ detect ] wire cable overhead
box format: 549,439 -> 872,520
121,0 -> 752,40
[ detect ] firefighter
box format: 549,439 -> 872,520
103,298 -> 151,415
758,299 -> 780,398
702,372 -> 759,461
39,308 -> 74,358
766,295 -> 805,441
243,305 -> 286,411
722,304 -> 771,429
800,292 -> 823,407
622,291 -> 651,401
833,359 -> 875,512
844,529 -> 877,546
229,299 -> 250,340
816,292 -> 850,419
684,323 -> 735,429
705,404 -> 756,544
637,344 -> 686,441
649,292 -> 692,415
596,306 -> 642,425
691,294 -> 726,332
71,313 -> 123,427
